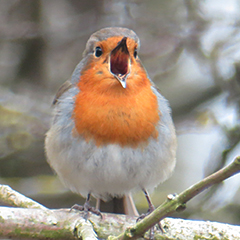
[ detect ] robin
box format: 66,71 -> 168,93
45,27 -> 177,220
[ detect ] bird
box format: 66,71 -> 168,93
45,27 -> 177,220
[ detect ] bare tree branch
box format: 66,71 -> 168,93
0,185 -> 47,210
0,207 -> 77,239
75,218 -> 98,240
0,207 -> 240,239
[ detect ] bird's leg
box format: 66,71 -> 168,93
137,189 -> 163,239
95,198 -> 101,210
137,189 -> 155,221
70,193 -> 102,219
143,189 -> 155,213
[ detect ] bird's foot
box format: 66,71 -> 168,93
70,194 -> 102,219
70,202 -> 102,219
137,203 -> 155,221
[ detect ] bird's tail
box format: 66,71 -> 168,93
96,194 -> 139,217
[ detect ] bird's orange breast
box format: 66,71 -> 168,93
72,61 -> 160,148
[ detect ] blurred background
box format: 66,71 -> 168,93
0,0 -> 240,225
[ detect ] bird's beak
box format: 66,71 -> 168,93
110,37 -> 130,88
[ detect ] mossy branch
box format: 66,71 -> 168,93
0,207 -> 240,239
0,184 -> 47,210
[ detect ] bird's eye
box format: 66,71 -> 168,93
95,46 -> 102,57
134,48 -> 137,58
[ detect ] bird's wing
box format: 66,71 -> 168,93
52,80 -> 74,105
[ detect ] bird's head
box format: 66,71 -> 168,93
79,27 -> 146,93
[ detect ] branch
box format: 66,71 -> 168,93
0,207 -> 78,240
0,207 -> 240,239
75,218 -> 98,240
110,156 -> 240,240
0,184 -> 47,210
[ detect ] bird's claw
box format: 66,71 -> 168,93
70,202 -> 103,219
